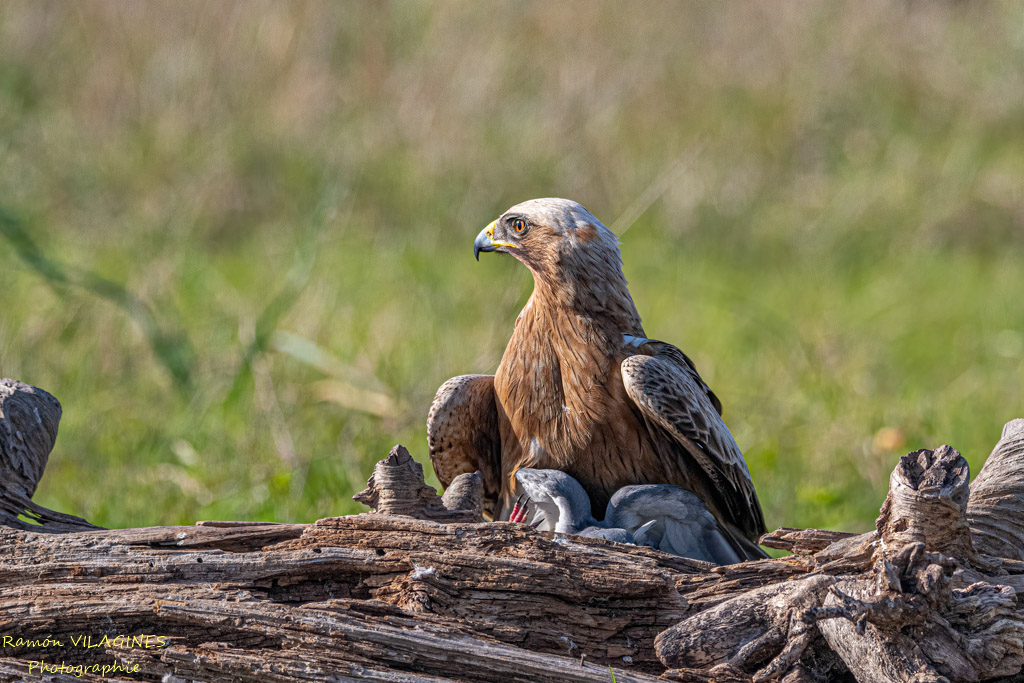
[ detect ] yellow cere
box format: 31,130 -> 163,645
485,219 -> 518,249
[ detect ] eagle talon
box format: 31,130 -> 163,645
517,499 -> 530,523
508,494 -> 530,523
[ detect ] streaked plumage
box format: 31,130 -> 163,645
427,198 -> 766,559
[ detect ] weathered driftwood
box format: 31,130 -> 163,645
655,441 -> 1024,683
354,444 -> 484,523
968,419 -> 1024,562
1,379 -> 1023,682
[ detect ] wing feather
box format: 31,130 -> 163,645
427,374 -> 502,517
620,342 -> 766,545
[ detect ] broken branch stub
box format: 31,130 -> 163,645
0,379 -> 99,532
968,419 -> 1024,561
440,468 -> 484,515
759,527 -> 857,556
658,437 -> 1024,683
354,444 -> 484,522
822,445 -> 1024,682
875,445 -> 973,559
0,378 -> 61,498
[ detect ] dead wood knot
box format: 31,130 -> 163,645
354,444 -> 483,522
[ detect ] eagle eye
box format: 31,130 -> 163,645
510,218 -> 527,234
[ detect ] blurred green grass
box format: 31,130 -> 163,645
0,1 -> 1021,533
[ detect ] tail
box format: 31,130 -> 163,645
724,521 -> 769,561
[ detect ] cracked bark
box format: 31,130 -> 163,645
1,380 -> 1023,682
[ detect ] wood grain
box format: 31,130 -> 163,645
2,379 -> 1024,682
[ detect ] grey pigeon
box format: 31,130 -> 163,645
512,468 -> 746,564
605,484 -> 743,565
513,468 -> 642,542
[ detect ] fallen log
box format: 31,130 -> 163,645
1,379 -> 1023,682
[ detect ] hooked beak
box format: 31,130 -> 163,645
474,219 -> 517,261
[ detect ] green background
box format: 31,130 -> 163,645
1,1 -> 1021,533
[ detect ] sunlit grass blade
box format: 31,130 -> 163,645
0,207 -> 195,394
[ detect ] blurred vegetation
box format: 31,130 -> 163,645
0,1 -> 1022,532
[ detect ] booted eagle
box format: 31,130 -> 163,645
427,198 -> 766,559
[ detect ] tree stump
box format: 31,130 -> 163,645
1,379 -> 1023,682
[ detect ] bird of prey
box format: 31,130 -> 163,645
427,198 -> 766,560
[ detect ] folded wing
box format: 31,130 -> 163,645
620,340 -> 766,559
607,484 -> 743,565
427,374 -> 502,517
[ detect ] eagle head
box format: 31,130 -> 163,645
474,198 -> 621,281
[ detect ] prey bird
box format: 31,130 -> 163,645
605,484 -> 744,565
427,198 -> 766,560
512,467 -> 648,545
511,467 -> 742,564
